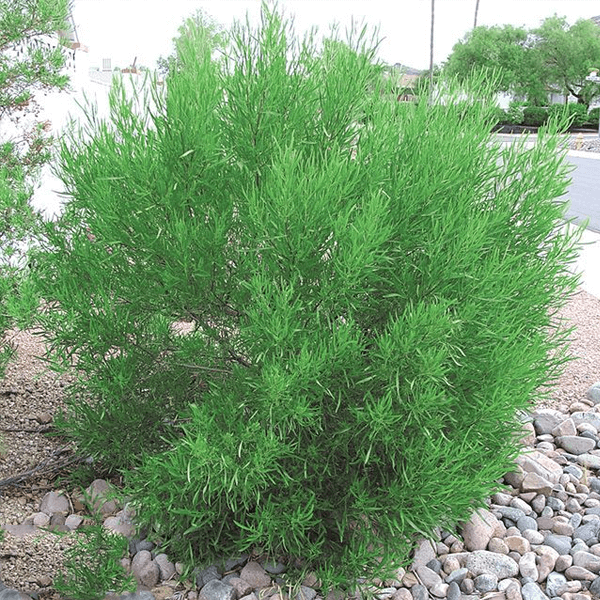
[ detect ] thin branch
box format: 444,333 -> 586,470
0,447 -> 85,492
0,426 -> 54,433
174,363 -> 232,374
227,348 -> 252,368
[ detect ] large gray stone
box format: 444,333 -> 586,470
544,571 -> 567,597
556,436 -> 596,455
0,590 -> 33,600
587,383 -> 600,405
473,573 -> 498,593
445,567 -> 468,584
196,565 -> 221,588
564,565 -> 597,581
38,491 -> 70,516
263,560 -> 286,575
521,582 -> 549,600
295,587 -> 317,600
466,551 -> 519,579
563,464 -> 584,479
446,582 -> 460,600
199,579 -> 236,600
573,520 -> 600,544
112,594 -> 155,600
239,561 -> 271,588
229,578 -> 253,598
532,410 -> 565,435
535,545 -> 559,582
131,550 -> 160,588
577,453 -> 600,470
411,538 -> 437,570
461,509 -> 502,551
496,507 -> 526,522
516,451 -> 563,485
103,514 -> 135,538
590,576 -> 600,597
552,418 -> 577,438
543,534 -> 572,556
571,412 -> 600,432
519,552 -> 539,580
572,550 -> 600,573
410,585 -> 428,600
154,553 -> 176,581
517,516 -> 538,532
222,556 -> 248,572
85,478 -> 120,516
415,565 -> 442,588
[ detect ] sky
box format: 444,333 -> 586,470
71,0 -> 600,72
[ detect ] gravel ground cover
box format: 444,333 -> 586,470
568,138 -> 600,153
0,286 -> 599,600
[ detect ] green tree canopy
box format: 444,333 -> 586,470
0,0 -> 71,374
156,8 -> 227,76
444,15 -> 600,106
444,24 -> 530,93
534,15 -> 600,105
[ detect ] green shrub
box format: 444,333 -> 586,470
54,510 -> 135,600
0,0 -> 71,377
548,102 -> 588,129
491,106 -> 508,126
585,107 -> 600,128
505,100 -> 527,124
522,105 -> 548,127
32,5 -> 581,591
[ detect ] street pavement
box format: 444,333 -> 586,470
497,134 -> 600,298
565,151 -> 600,233
561,147 -> 599,298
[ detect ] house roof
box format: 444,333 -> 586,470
391,63 -> 423,76
384,63 -> 423,89
57,9 -> 88,51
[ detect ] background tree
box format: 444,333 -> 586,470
534,15 -> 600,106
156,8 -> 227,76
444,24 -> 532,96
444,15 -> 600,107
0,0 -> 71,374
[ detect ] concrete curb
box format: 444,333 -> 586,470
565,225 -> 600,299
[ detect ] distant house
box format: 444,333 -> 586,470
383,63 -> 423,101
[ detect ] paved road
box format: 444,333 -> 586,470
565,154 -> 600,233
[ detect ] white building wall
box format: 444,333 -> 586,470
29,54 -> 151,218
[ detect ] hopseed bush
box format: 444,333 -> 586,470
548,102 -> 588,129
54,510 -> 135,600
522,105 -> 549,127
32,5 -> 581,589
586,106 -> 600,128
505,100 -> 527,124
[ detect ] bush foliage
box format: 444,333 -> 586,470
522,105 -> 549,127
33,5 -> 581,589
548,102 -> 589,129
586,106 -> 600,128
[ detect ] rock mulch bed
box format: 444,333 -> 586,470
3,384 -> 600,600
568,137 -> 600,153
